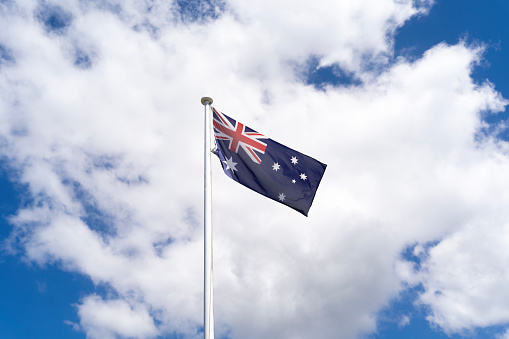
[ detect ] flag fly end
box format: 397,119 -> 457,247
201,97 -> 214,105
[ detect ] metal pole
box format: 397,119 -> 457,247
201,96 -> 214,339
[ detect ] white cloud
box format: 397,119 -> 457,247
78,295 -> 159,339
64,319 -> 81,332
1,0 -> 509,338
411,221 -> 509,333
399,315 -> 411,328
498,329 -> 509,339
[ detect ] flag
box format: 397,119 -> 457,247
212,107 -> 326,216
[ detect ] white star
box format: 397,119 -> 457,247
272,162 -> 281,171
292,179 -> 296,184
278,193 -> 286,201
291,156 -> 298,164
300,173 -> 307,180
223,156 -> 238,172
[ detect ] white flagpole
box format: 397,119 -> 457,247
201,96 -> 214,339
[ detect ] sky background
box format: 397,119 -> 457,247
1,0 -> 509,338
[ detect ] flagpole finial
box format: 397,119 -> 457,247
201,97 -> 213,105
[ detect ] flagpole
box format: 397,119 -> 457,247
201,96 -> 214,339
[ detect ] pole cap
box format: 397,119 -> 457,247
201,97 -> 213,105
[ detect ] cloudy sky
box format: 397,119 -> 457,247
1,0 -> 509,338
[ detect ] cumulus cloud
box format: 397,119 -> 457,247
409,220 -> 509,333
1,0 -> 509,338
78,295 -> 159,339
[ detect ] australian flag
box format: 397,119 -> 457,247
212,107 -> 326,216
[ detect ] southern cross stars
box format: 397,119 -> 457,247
270,154 -> 311,205
271,156 -> 307,183
223,156 -> 238,172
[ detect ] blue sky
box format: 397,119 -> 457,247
377,1 -> 509,337
1,0 -> 509,338
378,2 -> 509,337
394,0 -> 509,137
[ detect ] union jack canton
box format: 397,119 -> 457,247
212,107 -> 326,216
